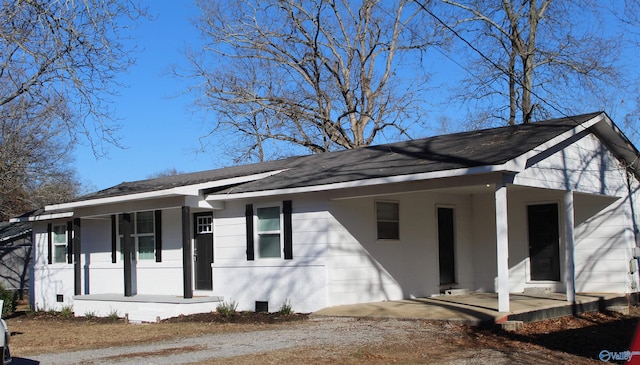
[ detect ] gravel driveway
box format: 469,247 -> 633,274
13,317 -> 435,365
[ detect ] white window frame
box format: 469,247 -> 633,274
255,203 -> 283,259
196,215 -> 213,234
52,223 -> 68,264
118,211 -> 156,261
376,200 -> 400,240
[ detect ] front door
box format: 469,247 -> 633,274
438,207 -> 456,285
194,213 -> 214,291
528,203 -> 561,281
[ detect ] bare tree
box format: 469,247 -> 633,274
426,0 -> 630,125
0,98 -> 80,220
185,0 -> 437,162
0,0 -> 146,219
147,168 -> 184,179
0,0 -> 146,153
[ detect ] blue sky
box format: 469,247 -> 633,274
73,1 -> 638,192
74,2 -> 212,191
73,1 -> 466,192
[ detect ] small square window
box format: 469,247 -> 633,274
376,201 -> 399,240
197,216 -> 213,234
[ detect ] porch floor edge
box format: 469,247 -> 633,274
73,294 -> 224,304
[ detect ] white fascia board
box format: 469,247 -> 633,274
45,169 -> 287,212
205,164 -> 510,201
0,229 -> 31,242
503,113 -> 605,172
9,211 -> 74,223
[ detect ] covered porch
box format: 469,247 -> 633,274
313,292 -> 630,325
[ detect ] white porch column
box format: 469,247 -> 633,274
564,190 -> 576,303
495,183 -> 510,312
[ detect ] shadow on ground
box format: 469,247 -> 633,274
473,311 -> 639,361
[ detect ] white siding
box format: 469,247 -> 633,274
470,193 -> 497,292
516,133 -> 628,197
81,218 -> 122,295
573,196 -> 636,293
326,191 -> 475,307
135,208 -> 184,296
212,197 -> 329,313
32,221 -> 75,311
513,131 -> 636,294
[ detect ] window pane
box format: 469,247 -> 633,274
54,245 -> 66,263
257,207 -> 280,231
136,211 -> 154,234
138,236 -> 155,260
53,225 -> 66,244
259,234 -> 281,258
120,245 -> 136,261
197,216 -> 213,234
377,202 -> 398,221
377,222 -> 399,240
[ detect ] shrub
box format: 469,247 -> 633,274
60,305 -> 74,318
279,299 -> 294,316
84,311 -> 97,320
0,285 -> 16,315
216,300 -> 238,317
107,309 -> 120,322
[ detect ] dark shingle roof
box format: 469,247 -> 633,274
210,112 -> 600,195
76,112 -> 601,201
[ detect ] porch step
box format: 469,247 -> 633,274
444,289 -> 470,296
501,321 -> 524,331
523,287 -> 553,295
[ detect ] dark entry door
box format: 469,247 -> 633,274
194,213 -> 213,290
438,207 -> 456,285
528,204 -> 560,281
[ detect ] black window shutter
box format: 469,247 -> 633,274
283,200 -> 293,260
155,210 -> 162,262
66,221 -> 73,264
245,204 -> 254,261
111,215 -> 117,263
73,218 -> 82,296
47,223 -> 52,265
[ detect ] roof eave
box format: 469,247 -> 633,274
44,169 -> 288,212
10,211 -> 74,223
590,114 -> 640,179
205,164 -> 516,201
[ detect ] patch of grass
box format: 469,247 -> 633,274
84,311 -> 97,320
216,300 -> 238,317
278,299 -> 294,316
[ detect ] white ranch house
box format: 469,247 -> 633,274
13,112 -> 640,322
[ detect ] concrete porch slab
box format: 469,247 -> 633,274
311,293 -> 629,325
73,294 -> 224,323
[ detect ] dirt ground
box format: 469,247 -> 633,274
5,306 -> 640,364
